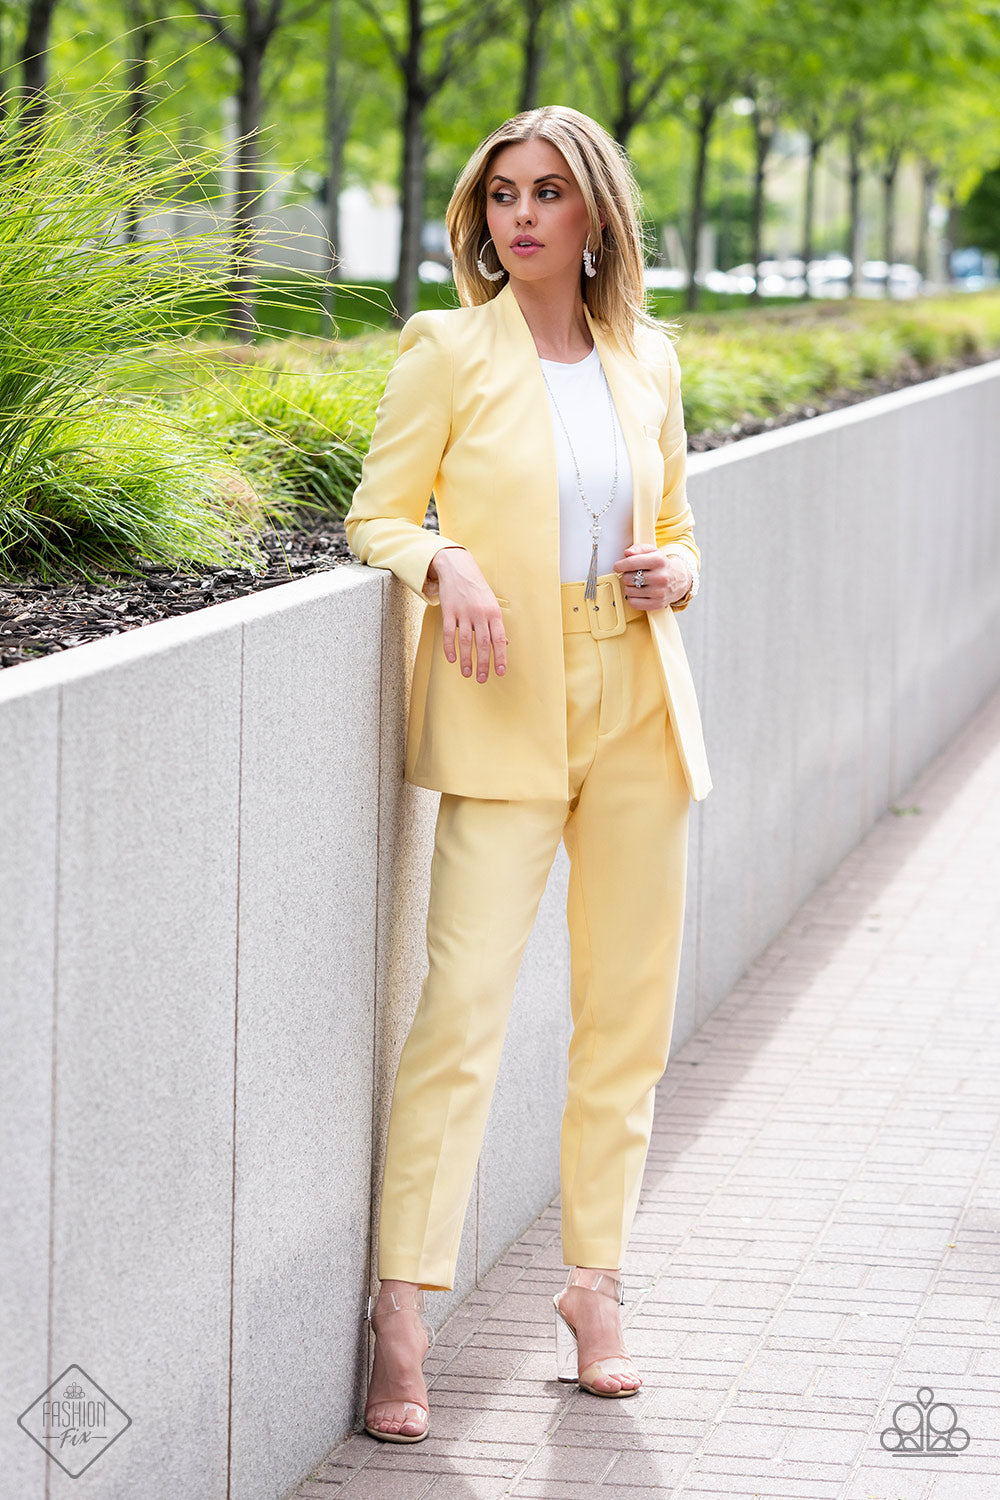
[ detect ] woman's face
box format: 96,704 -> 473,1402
483,138 -> 598,288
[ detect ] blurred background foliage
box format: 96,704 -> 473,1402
4,0 -> 1000,328
2,0 -> 1000,583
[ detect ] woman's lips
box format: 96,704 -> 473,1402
511,241 -> 542,256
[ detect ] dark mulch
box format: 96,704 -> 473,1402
1,346 -> 996,673
0,521 -> 359,672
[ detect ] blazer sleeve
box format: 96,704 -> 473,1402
654,340 -> 701,613
344,311 -> 466,605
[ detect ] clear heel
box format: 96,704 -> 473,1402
553,1293 -> 580,1381
552,1267 -> 642,1398
363,1285 -> 433,1443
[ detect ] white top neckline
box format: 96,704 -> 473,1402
538,345 -> 599,369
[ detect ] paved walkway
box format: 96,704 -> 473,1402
297,686 -> 1000,1500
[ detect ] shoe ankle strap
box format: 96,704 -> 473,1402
366,1285 -> 427,1320
565,1267 -> 625,1304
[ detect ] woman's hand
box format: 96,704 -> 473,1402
613,543 -> 692,610
426,547 -> 508,683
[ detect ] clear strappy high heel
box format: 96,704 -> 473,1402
363,1285 -> 436,1442
552,1267 -> 642,1397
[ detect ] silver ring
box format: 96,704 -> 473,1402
633,569 -> 645,589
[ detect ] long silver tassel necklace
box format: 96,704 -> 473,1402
541,360 -> 620,601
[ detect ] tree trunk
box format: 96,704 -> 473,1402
122,2 -> 155,245
395,86 -> 426,324
18,0 -> 59,140
228,45 -> 264,342
944,185 -> 961,285
915,158 -> 937,284
717,171 -> 731,273
748,104 -> 773,305
321,0 -> 351,334
847,117 -> 864,296
684,96 -> 715,312
801,131 -> 822,302
518,0 -> 544,113
394,0 -> 427,326
881,150 -> 899,298
611,20 -> 636,148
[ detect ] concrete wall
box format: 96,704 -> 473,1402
1,359 -> 998,1499
678,358 -> 1000,1037
0,570 -> 571,1500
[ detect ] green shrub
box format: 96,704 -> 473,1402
672,292 -> 1000,432
204,290 -> 1000,509
166,337 -> 396,517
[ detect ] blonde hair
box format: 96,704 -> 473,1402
446,104 -> 668,357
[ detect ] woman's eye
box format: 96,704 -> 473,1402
489,187 -> 559,203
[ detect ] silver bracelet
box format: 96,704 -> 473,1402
661,547 -> 700,601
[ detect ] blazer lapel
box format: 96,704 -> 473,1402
492,282 -> 561,542
583,304 -> 658,548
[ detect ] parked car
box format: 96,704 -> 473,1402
859,260 -> 922,297
702,267 -> 755,294
719,255 -> 921,299
642,266 -> 688,290
724,259 -> 806,296
806,255 -> 852,296
949,247 -> 1000,291
642,266 -> 757,294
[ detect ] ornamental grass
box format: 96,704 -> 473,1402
0,83 -> 337,585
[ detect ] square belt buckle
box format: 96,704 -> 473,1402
587,573 -> 628,638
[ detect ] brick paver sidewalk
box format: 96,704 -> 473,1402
298,685 -> 1000,1500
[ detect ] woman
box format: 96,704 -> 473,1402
345,104 -> 711,1444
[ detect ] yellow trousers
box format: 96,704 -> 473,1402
377,575 -> 691,1290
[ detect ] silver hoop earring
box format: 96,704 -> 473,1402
476,238 -> 507,281
582,238 -> 597,278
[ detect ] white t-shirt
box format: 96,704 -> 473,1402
539,345 -> 634,585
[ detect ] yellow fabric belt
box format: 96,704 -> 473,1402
560,572 -> 645,637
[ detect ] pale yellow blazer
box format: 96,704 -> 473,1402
344,280 -> 712,802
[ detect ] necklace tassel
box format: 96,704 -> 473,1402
584,542 -> 599,601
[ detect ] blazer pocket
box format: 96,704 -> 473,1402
643,421 -> 664,440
